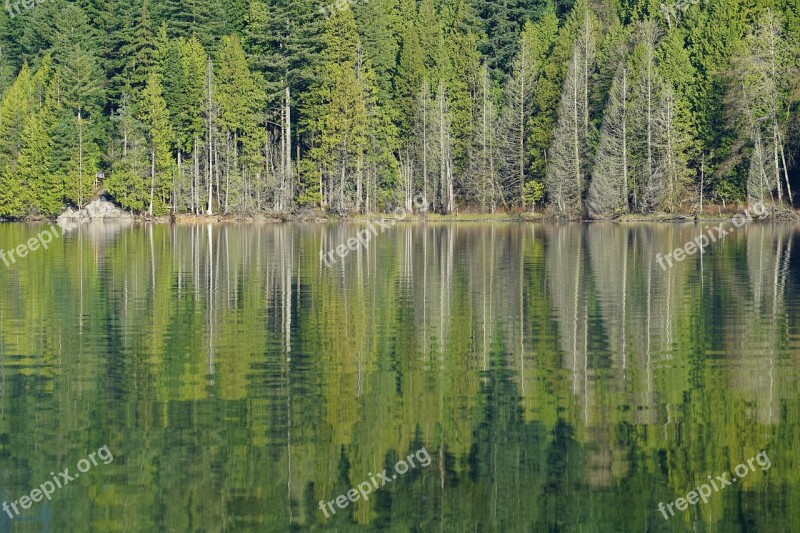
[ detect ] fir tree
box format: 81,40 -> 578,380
138,72 -> 173,215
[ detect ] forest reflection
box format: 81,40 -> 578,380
0,222 -> 797,531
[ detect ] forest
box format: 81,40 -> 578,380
0,0 -> 797,218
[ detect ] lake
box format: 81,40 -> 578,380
0,221 -> 797,531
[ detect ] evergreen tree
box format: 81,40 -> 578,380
121,0 -> 156,93
307,7 -> 370,212
16,109 -> 59,215
351,0 -> 400,109
0,63 -> 34,169
139,72 -> 173,215
106,94 -> 148,212
411,78 -> 436,208
154,0 -> 228,49
49,6 -> 105,206
395,15 -> 426,137
474,0 -> 548,82
0,0 -> 796,217
215,35 -> 264,213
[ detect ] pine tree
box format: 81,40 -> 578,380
49,6 -> 105,207
103,0 -> 138,106
139,72 -> 173,215
653,82 -> 694,211
474,0 -> 547,82
121,0 -> 156,93
166,37 -> 208,213
106,94 -> 148,212
351,0 -> 399,109
305,7 -> 357,211
0,63 -> 34,168
154,0 -> 228,50
439,20 -> 481,181
434,80 -> 455,213
395,16 -> 426,136
215,35 -> 264,213
18,107 -> 61,216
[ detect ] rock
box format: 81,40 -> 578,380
57,197 -> 134,224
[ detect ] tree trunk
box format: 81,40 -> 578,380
423,88 -> 428,209
206,58 -> 214,216
285,86 -> 292,210
148,148 -> 156,217
622,70 -> 628,210
572,58 -> 580,214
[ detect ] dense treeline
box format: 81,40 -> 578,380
0,0 -> 797,217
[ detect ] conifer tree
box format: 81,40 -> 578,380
106,94 -> 148,212
139,72 -> 173,216
121,0 -> 156,93
215,35 -> 264,213
307,7 -> 370,212
19,109 -> 62,215
395,17 -> 426,136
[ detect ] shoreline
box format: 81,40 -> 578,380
4,206 -> 799,225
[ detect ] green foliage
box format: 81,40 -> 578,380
139,72 -> 173,215
0,0 -> 796,217
522,179 -> 545,208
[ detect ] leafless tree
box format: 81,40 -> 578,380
588,66 -> 629,218
546,10 -> 595,216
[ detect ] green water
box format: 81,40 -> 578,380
0,222 -> 798,532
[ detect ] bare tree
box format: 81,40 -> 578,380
412,78 -> 436,210
629,21 -> 662,212
501,25 -> 539,206
469,64 -> 502,212
588,66 -> 629,218
652,84 -> 693,212
731,9 -> 797,206
546,12 -> 595,216
434,81 -> 454,214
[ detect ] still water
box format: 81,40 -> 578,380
0,222 -> 798,532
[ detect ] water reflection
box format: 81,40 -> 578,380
0,221 -> 798,531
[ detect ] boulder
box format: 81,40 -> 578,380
57,197 -> 134,224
